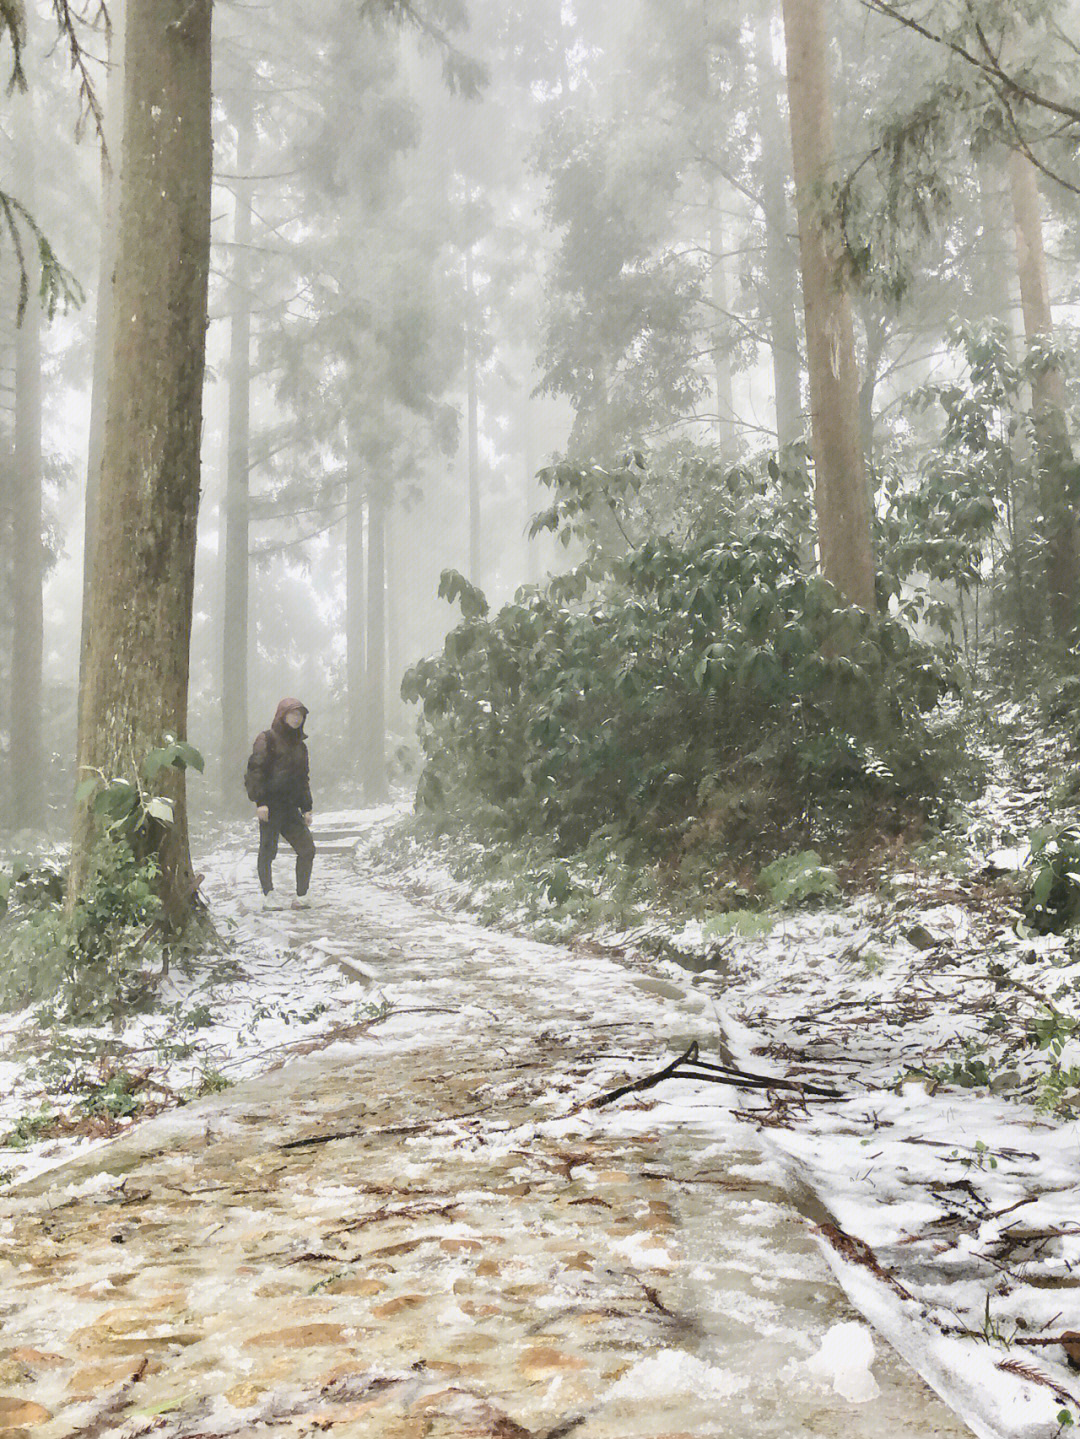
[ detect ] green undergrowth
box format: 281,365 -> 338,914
0,740 -> 216,1025
404,457 -> 972,865
373,811 -> 850,960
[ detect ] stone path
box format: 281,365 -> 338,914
0,828 -> 972,1437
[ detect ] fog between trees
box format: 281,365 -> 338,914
1,0 -> 1080,922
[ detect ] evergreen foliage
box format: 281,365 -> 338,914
879,319 -> 1080,655
0,742 -> 206,1021
404,457 -> 962,859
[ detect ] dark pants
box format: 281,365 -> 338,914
258,809 -> 315,896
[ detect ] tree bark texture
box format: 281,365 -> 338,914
221,84 -> 254,808
363,489 -> 388,803
781,0 -> 876,609
1008,148 -> 1079,641
80,0 -> 125,704
10,94 -> 44,831
70,0 -> 213,927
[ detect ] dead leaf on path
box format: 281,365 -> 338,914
0,1395 -> 52,1426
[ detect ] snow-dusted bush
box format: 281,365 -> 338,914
403,459 -> 966,861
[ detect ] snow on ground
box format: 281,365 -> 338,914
2,771 -> 1080,1435
0,809 -> 406,1189
345,789 -> 1080,1435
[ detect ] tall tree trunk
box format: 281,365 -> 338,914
80,0 -> 125,707
977,155 -> 1015,336
1008,148 -> 1079,641
221,83 -> 254,808
709,195 -> 737,459
345,426 -> 366,765
755,3 -> 803,465
363,488 -> 388,803
781,0 -> 875,608
11,95 -> 44,832
857,300 -> 888,483
385,500 -> 402,711
464,247 -> 481,586
69,0 -> 213,928
524,422 -> 540,586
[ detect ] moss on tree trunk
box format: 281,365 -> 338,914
70,0 -> 213,932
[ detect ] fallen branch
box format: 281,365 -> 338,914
996,1358 -> 1078,1406
815,1221 -> 915,1300
280,1108 -> 487,1150
589,1040 -> 843,1108
281,1120 -> 429,1150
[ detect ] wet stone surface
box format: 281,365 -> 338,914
0,832 -> 970,1437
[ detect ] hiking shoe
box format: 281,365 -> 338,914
262,892 -> 284,911
292,895 -> 312,910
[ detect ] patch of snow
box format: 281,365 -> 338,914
804,1321 -> 880,1403
607,1349 -> 748,1403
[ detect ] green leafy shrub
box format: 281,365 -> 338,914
758,851 -> 839,907
1022,825 -> 1080,934
0,740 -> 205,1022
403,460 -> 962,863
80,1071 -> 143,1119
879,318 -> 1080,661
1,1108 -> 58,1149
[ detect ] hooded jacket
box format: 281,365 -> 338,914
244,698 -> 313,814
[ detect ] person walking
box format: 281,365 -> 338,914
244,697 -> 316,909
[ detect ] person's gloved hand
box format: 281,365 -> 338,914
302,812 -> 312,826
256,805 -> 269,823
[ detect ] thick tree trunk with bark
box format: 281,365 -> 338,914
465,247 -> 481,587
363,488 -> 388,803
221,85 -> 254,808
69,0 -> 213,929
10,96 -> 44,831
781,0 -> 876,609
1008,149 -> 1079,641
80,0 -> 125,699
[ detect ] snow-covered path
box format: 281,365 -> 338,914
1,824 -> 971,1436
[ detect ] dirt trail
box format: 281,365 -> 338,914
0,826 -> 970,1438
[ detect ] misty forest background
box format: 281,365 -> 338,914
4,0 -> 1080,962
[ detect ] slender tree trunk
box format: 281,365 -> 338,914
857,301 -> 887,483
11,95 -> 44,831
385,501 -> 402,711
755,3 -> 803,464
363,488 -> 388,803
1008,149 -> 1079,641
709,191 -> 736,458
345,426 -> 366,765
80,0 -> 125,705
781,0 -> 875,608
221,84 -> 254,808
464,247 -> 481,586
977,155 -> 1015,337
524,423 -> 540,586
69,0 -> 213,928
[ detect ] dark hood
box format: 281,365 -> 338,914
271,697 -> 308,740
